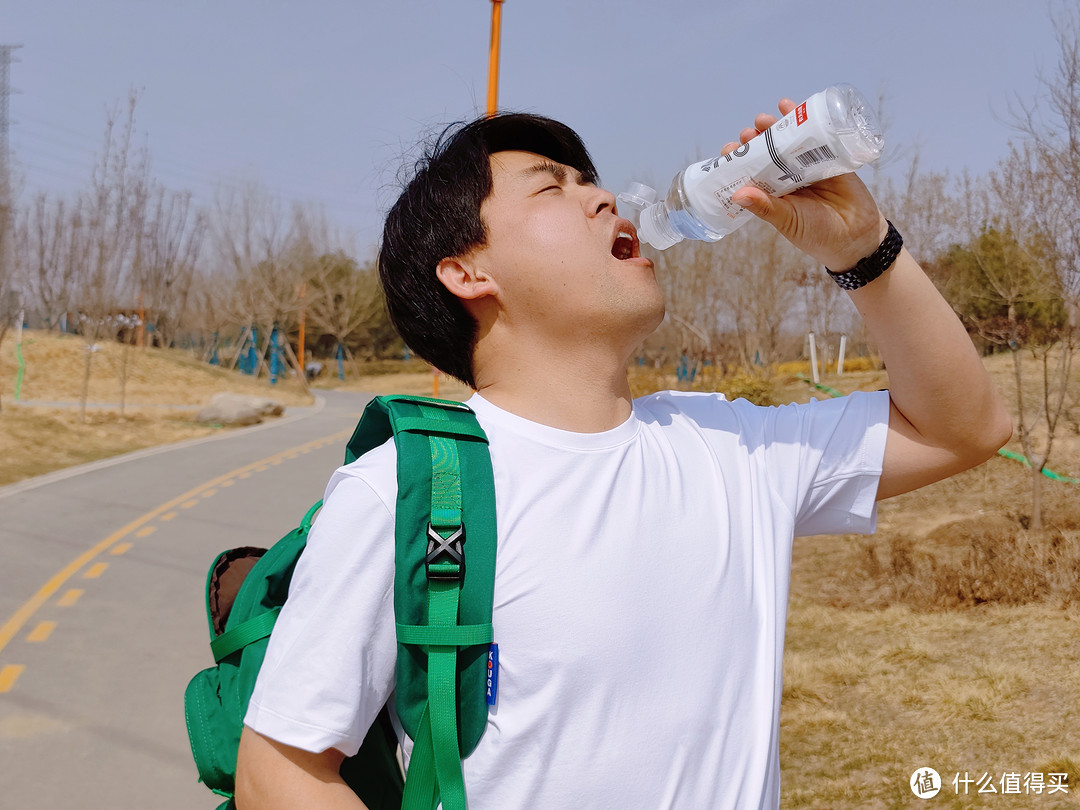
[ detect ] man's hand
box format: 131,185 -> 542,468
722,98 -> 886,271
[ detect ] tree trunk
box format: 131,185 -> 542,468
80,346 -> 93,424
118,341 -> 129,417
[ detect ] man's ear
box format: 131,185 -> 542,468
435,255 -> 498,301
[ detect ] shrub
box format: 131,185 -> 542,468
826,513 -> 1080,610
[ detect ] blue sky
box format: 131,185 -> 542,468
5,1 -> 1064,258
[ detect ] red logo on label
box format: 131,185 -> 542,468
796,102 -> 808,126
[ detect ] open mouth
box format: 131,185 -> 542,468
611,221 -> 639,260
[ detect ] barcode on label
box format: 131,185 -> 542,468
794,145 -> 837,167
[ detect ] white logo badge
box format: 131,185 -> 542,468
910,767 -> 942,799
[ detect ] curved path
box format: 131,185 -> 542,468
0,389 -> 375,808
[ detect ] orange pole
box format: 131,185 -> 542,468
486,0 -> 504,117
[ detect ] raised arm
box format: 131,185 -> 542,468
728,99 -> 1012,500
235,726 -> 368,810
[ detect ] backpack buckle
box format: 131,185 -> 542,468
425,523 -> 465,581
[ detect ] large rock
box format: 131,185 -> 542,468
196,393 -> 285,426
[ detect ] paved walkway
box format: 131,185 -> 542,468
0,389 -> 373,809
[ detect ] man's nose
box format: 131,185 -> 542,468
585,185 -> 617,217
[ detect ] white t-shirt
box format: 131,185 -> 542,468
246,389 -> 890,809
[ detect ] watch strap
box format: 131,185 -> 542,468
826,220 -> 903,291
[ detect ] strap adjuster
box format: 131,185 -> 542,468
425,523 -> 465,581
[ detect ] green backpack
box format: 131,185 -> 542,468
184,395 -> 498,810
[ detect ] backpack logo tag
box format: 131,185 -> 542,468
486,643 -> 499,706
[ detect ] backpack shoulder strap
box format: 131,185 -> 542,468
348,395 -> 497,810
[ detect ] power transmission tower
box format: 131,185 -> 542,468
0,45 -> 22,315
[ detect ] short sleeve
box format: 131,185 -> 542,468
751,390 -> 890,537
244,469 -> 398,756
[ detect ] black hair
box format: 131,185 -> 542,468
378,113 -> 598,388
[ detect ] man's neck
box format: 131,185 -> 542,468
472,342 -> 635,433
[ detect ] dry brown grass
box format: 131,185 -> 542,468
782,600 -> 1079,808
0,406 -> 213,483
0,330 -> 314,486
627,362 -> 891,407
1,330 -> 313,406
806,466 -> 1080,612
784,455 -> 1080,804
785,442 -> 1080,803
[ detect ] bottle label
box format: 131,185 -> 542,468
681,90 -> 865,237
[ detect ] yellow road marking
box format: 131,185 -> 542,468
0,665 -> 25,693
135,525 -> 156,538
220,480 -> 235,488
27,622 -> 55,643
181,499 -> 199,509
202,488 -> 217,498
57,589 -> 83,607
109,542 -> 133,556
84,563 -> 108,579
160,511 -> 178,521
0,428 -> 352,656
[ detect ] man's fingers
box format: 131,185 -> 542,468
723,97 -> 795,155
739,126 -> 760,145
753,113 -> 778,133
732,186 -> 770,215
732,186 -> 796,233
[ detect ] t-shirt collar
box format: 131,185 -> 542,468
465,393 -> 641,451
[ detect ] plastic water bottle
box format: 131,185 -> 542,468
618,84 -> 885,250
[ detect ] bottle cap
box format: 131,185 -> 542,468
618,182 -> 683,249
615,182 -> 657,231
638,200 -> 684,250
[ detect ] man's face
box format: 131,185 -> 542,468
464,150 -> 665,353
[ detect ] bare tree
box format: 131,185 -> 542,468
875,152 -> 963,267
647,236 -> 725,369
212,181 -> 308,373
75,91 -> 151,422
941,148 -> 1073,532
304,252 -> 385,370
135,185 -> 206,348
18,193 -> 87,331
0,212 -> 20,413
715,221 -> 804,369
982,3 -> 1080,530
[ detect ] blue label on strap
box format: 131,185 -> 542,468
486,643 -> 499,706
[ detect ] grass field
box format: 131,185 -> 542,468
2,332 -> 1078,805
0,331 -> 313,486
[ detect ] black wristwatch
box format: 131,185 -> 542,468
826,220 -> 903,291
